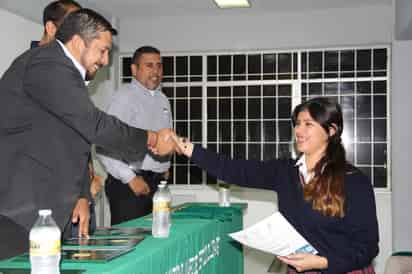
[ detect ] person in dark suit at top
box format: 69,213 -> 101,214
0,8 -> 175,259
33,0 -> 104,239
36,0 -> 82,47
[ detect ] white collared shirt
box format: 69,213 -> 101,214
56,40 -> 89,85
295,155 -> 314,184
96,78 -> 172,183
134,80 -> 159,96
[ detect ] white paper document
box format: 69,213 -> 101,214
229,212 -> 318,256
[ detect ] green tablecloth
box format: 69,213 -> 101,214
0,203 -> 245,274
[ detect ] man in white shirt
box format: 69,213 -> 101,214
97,46 -> 173,224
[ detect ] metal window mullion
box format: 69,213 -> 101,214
260,84 -> 264,160
172,85 -> 177,185
352,49 -> 358,171
217,56 -> 220,154
370,49 -> 375,186
275,84 -> 279,158
385,47 -> 391,191
187,57 -> 191,185
202,55 -> 208,184
275,53 -> 279,158
260,54 -> 264,160
290,50 -> 304,159
172,56 -> 177,185
231,55 -> 234,159
322,51 -> 325,96
119,55 -> 124,84
369,49 -> 374,186
296,50 -> 303,104
245,54 -> 249,159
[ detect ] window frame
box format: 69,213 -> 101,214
118,44 -> 391,190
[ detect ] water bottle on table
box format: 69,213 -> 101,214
218,183 -> 231,207
160,181 -> 172,228
29,209 -> 61,274
152,181 -> 172,238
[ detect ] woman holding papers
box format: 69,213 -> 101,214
172,97 -> 379,274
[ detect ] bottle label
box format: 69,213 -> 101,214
153,201 -> 171,213
30,239 -> 61,256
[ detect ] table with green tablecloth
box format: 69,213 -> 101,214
0,203 -> 246,274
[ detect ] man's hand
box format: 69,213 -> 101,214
71,198 -> 90,238
128,176 -> 151,195
148,128 -> 175,155
276,253 -> 328,272
163,170 -> 170,180
90,174 -> 103,199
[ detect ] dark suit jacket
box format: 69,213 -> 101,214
0,41 -> 148,231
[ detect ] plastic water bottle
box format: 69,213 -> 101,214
152,181 -> 172,238
29,209 -> 61,274
161,181 -> 172,227
218,183 -> 231,207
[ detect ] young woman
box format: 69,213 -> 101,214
172,97 -> 379,273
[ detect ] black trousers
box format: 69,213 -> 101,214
105,171 -> 164,225
0,215 -> 29,260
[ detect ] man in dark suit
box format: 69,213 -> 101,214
0,8 -> 174,259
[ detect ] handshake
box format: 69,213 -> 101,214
147,128 -> 194,157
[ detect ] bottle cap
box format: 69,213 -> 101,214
160,180 -> 167,185
38,209 -> 52,216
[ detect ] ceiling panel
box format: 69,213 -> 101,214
0,0 -> 392,24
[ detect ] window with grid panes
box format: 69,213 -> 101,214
119,46 -> 389,188
300,48 -> 389,188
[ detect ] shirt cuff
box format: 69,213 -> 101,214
118,170 -> 137,184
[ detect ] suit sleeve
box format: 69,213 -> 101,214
23,58 -> 148,164
95,92 -> 142,184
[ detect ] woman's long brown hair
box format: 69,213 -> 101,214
292,97 -> 346,218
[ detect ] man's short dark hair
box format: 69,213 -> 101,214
55,8 -> 118,44
43,0 -> 82,26
132,46 -> 161,65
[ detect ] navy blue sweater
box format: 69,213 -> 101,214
192,145 -> 379,274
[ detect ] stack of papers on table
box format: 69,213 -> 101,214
229,212 -> 318,256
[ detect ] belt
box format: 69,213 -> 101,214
136,170 -> 165,180
107,170 -> 165,184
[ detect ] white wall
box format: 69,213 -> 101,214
395,0 -> 412,40
119,5 -> 392,53
0,9 -> 42,76
391,40 -> 412,252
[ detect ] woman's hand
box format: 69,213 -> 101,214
171,133 -> 194,157
277,253 -> 328,272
